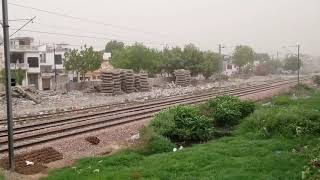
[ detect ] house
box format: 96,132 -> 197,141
9,37 -> 70,90
222,56 -> 239,76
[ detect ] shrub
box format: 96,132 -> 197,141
239,106 -> 320,138
213,100 -> 242,127
138,126 -> 175,155
149,108 -> 176,138
302,145 -> 320,180
313,75 -> 320,85
150,106 -> 214,143
208,95 -> 256,127
239,100 -> 256,118
272,95 -> 294,106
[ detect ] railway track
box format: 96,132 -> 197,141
0,77 -> 297,125
0,77 -> 308,153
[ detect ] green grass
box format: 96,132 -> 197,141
44,136 -> 317,180
44,86 -> 320,180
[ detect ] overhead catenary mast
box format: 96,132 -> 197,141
2,0 -> 15,171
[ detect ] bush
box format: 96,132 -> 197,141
208,95 -> 256,127
302,145 -> 320,180
239,100 -> 256,118
312,75 -> 320,85
272,95 -> 294,106
149,108 -> 176,138
150,106 -> 214,143
239,106 -> 320,138
213,100 -> 242,127
138,126 -> 175,155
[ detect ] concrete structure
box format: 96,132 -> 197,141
222,56 -> 239,76
9,37 -> 70,90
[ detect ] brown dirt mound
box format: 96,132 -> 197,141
85,136 -> 100,145
0,147 -> 63,175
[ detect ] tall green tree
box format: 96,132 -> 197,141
64,46 -> 102,81
110,43 -> 161,76
232,45 -> 255,72
105,40 -> 124,53
160,46 -> 184,75
283,56 -> 302,71
200,51 -> 222,79
182,44 -> 204,76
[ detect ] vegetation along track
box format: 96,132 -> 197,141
0,77 -> 309,153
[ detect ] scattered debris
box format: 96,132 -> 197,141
25,160 -> 34,166
130,133 -> 140,141
85,136 -> 101,145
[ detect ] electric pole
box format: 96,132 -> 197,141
2,0 -> 15,170
218,44 -> 224,90
53,44 -> 57,91
297,44 -> 300,84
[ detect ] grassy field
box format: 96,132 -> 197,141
44,86 -> 320,180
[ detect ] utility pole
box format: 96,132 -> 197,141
218,44 -> 224,90
2,0 -> 15,170
53,44 -> 57,91
297,44 -> 300,84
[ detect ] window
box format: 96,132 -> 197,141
10,53 -> 24,63
227,64 -> 232,70
27,57 -> 39,67
54,54 -> 62,64
40,53 -> 46,63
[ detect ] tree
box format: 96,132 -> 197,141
105,40 -> 124,53
160,46 -> 184,75
1,68 -> 26,85
265,59 -> 282,74
254,53 -> 270,63
182,44 -> 204,76
64,46 -> 102,81
232,45 -> 255,72
283,56 -> 302,71
110,43 -> 161,76
200,51 -> 222,79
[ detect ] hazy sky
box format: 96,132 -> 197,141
4,0 -> 320,56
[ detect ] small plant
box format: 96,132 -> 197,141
150,106 -> 214,143
302,145 -> 320,180
238,100 -> 256,118
138,126 -> 175,155
213,100 -> 242,127
208,95 -> 256,127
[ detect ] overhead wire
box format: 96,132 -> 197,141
9,28 -> 168,46
8,2 -> 174,40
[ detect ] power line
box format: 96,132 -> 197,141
29,22 -> 173,46
0,16 -> 36,45
8,2 -> 172,39
9,28 -> 168,46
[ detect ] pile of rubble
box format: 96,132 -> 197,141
174,69 -> 191,87
0,86 -> 41,104
100,69 -> 151,96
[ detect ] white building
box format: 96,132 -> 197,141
222,56 -> 239,76
9,37 -> 70,90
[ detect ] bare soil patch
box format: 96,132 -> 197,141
0,147 -> 63,175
